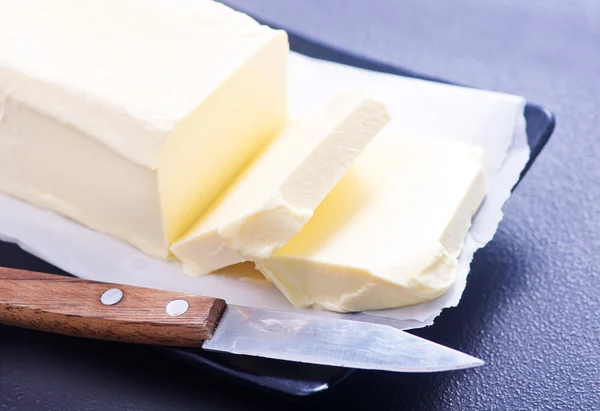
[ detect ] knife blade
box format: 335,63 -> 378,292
203,305 -> 483,372
0,267 -> 483,372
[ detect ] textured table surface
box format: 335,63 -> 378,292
1,1 -> 599,410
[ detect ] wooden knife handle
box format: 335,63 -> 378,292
0,267 -> 226,347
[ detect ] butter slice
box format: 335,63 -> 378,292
256,133 -> 487,312
0,0 -> 288,258
171,92 -> 391,274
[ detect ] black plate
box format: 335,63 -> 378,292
0,22 -> 555,399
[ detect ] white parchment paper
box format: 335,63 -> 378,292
0,52 -> 529,329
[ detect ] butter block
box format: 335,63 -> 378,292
256,133 -> 487,312
171,92 -> 390,274
0,0 -> 288,258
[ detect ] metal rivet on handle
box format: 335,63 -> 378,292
166,299 -> 189,317
100,288 -> 123,306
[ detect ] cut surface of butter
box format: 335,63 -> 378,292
171,92 -> 391,274
256,133 -> 487,312
0,0 -> 288,258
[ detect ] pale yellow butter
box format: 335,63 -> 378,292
256,133 -> 487,312
0,0 -> 288,258
171,92 -> 390,274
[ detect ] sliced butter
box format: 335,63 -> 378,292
0,0 -> 288,258
256,133 -> 487,312
171,92 -> 391,274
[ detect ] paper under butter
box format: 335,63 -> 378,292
0,52 -> 529,329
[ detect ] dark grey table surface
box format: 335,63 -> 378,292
1,1 -> 599,410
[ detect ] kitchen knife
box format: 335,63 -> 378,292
0,267 -> 483,372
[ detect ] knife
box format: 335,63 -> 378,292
0,267 -> 483,372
